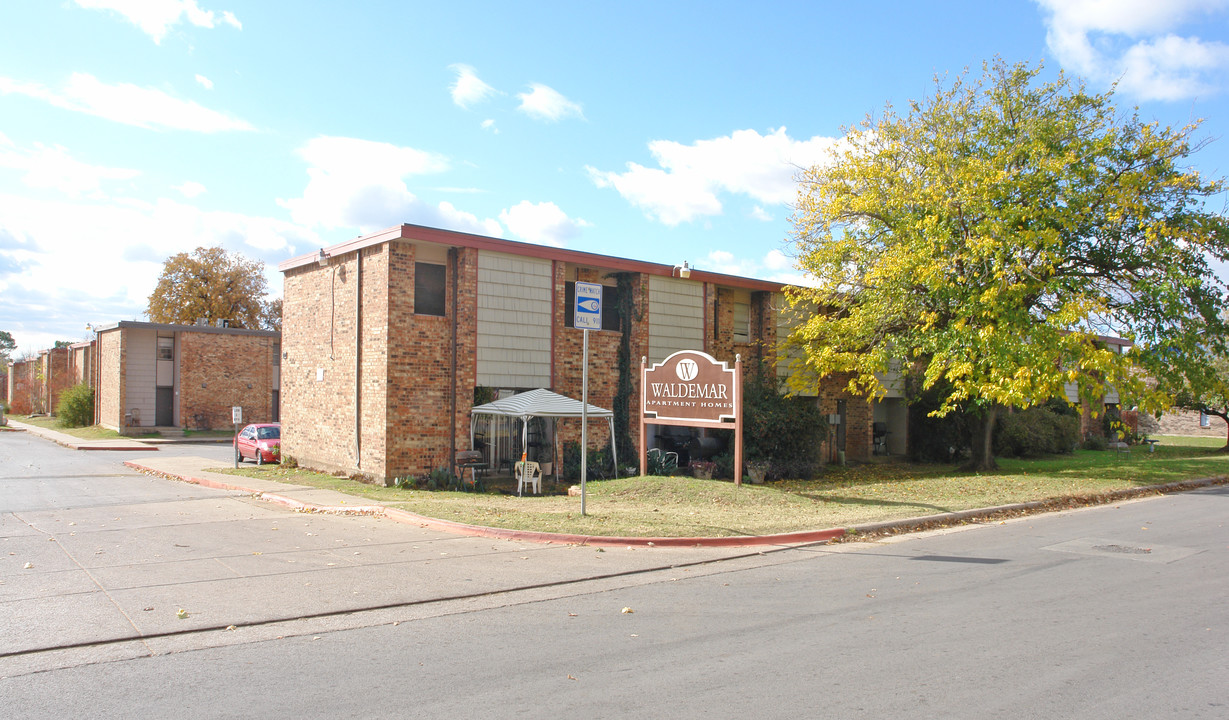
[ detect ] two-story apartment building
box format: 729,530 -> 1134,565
279,223 -> 905,484
91,321 -> 281,432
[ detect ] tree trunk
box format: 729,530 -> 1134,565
962,405 -> 1000,471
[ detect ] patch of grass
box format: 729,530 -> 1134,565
210,435 -> 1229,538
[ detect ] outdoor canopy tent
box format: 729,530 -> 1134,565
469,388 -> 616,483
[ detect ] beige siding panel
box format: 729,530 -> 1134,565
125,329 -> 157,427
476,251 -> 552,388
648,276 -> 703,362
777,296 -> 812,387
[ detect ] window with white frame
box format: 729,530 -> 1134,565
733,302 -> 750,343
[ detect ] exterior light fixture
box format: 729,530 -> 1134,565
672,260 -> 691,279
316,248 -> 328,267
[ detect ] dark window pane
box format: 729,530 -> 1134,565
416,262 -> 447,316
564,281 -> 621,331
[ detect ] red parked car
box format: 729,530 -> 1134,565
235,422 -> 281,465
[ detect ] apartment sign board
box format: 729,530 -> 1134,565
642,350 -> 736,424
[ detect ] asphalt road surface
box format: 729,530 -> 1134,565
2,430 -> 1226,718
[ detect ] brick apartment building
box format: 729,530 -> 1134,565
91,321 -> 281,432
278,223 -> 902,484
5,347 -> 72,415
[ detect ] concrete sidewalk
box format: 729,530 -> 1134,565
2,418 -> 231,451
4,418 -> 166,450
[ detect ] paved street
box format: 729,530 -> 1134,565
3,427 -> 1227,718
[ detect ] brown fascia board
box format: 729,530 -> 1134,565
91,320 -> 280,338
278,223 -> 787,292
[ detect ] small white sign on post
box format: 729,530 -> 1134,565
574,282 -> 602,329
232,406 -> 243,468
574,282 -> 603,516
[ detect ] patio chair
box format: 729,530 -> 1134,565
514,460 -> 541,495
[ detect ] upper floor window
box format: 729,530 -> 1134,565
564,282 -> 622,331
732,302 -> 750,343
416,262 -> 447,316
157,337 -> 174,361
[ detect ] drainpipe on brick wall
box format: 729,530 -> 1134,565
448,246 -> 458,472
355,250 -> 363,470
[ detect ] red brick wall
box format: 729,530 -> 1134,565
8,358 -> 37,414
283,241 -> 479,482
178,332 -> 278,430
282,251 -> 362,475
44,348 -> 72,414
97,331 -> 123,429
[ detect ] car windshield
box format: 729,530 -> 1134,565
257,427 -> 280,440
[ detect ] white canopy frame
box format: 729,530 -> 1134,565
469,388 -> 617,495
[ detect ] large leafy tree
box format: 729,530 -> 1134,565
147,246 -> 273,330
0,330 -> 15,365
784,59 -> 1229,470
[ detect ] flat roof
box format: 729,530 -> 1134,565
278,223 -> 787,292
93,321 -> 280,337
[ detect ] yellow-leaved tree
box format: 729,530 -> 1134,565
146,246 -> 277,330
784,59 -> 1229,470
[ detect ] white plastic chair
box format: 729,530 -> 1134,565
515,460 -> 541,495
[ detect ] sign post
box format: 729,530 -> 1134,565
574,282 -> 602,516
232,406 -> 243,468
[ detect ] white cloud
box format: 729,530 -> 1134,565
0,135 -> 139,197
174,180 -> 206,197
278,136 -> 502,237
750,205 -> 773,222
693,248 -> 809,286
450,64 -> 498,108
481,119 -> 499,134
498,201 -> 590,247
588,127 -> 840,226
1035,0 -> 1229,100
0,191 -> 311,357
75,0 -> 241,44
195,74 -> 214,90
517,84 -> 584,122
0,72 -> 253,132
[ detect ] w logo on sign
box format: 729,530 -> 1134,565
676,359 -> 699,381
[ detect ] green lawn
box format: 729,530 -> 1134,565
213,435 -> 1229,538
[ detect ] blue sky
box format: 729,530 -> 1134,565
3,0 -> 1229,357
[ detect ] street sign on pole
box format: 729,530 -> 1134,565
574,282 -> 602,516
574,282 -> 602,330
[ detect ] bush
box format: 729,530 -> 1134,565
562,440 -> 615,481
711,365 -> 827,480
56,383 -> 94,428
994,405 -> 1080,457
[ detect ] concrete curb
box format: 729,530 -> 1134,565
122,459 -> 1228,549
